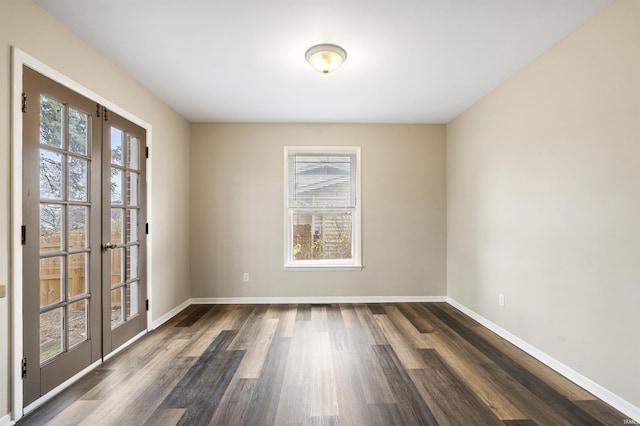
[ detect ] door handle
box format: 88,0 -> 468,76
103,242 -> 117,251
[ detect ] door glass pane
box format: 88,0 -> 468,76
39,94 -> 65,149
69,206 -> 88,249
127,282 -> 139,318
128,136 -> 139,170
111,127 -> 124,166
111,167 -> 123,205
68,156 -> 88,202
40,204 -> 63,253
127,245 -> 139,280
68,107 -> 89,155
111,208 -> 124,244
111,248 -> 123,285
40,308 -> 64,363
126,209 -> 138,243
111,288 -> 123,329
40,149 -> 63,200
68,253 -> 87,298
127,171 -> 139,206
40,257 -> 63,308
68,299 -> 88,349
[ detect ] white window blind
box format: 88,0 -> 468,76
288,154 -> 357,208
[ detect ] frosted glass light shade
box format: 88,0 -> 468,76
305,44 -> 347,74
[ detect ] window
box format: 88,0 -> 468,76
284,146 -> 362,270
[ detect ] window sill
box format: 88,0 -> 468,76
284,263 -> 362,272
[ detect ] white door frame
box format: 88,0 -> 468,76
10,47 -> 154,421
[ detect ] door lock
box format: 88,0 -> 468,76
103,242 -> 117,251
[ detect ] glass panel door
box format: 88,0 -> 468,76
23,67 -> 102,405
102,112 -> 147,354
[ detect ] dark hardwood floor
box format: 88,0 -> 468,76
18,303 -> 628,425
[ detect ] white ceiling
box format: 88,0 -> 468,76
34,0 -> 612,123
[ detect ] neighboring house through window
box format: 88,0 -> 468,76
284,146 -> 362,270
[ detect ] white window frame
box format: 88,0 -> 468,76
284,146 -> 362,271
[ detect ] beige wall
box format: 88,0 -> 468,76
447,0 -> 640,408
190,123 -> 446,299
0,0 -> 191,419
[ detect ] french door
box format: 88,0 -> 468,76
22,67 -> 147,406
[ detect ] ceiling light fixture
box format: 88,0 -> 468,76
305,44 -> 347,74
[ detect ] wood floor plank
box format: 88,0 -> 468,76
160,330 -> 240,409
311,305 -> 329,333
276,320 -> 339,423
409,348 -> 503,426
339,303 -> 361,329
430,302 -> 483,329
295,304 -> 312,321
243,337 -> 292,425
78,337 -> 193,425
266,304 -> 297,338
481,361 -> 589,426
179,306 -> 239,357
235,318 -> 279,379
347,328 -> 396,405
574,399 -> 631,425
422,303 -> 608,425
421,331 -> 527,421
368,403 -> 405,426
330,341 -> 375,425
353,304 -> 388,345
110,355 -> 196,425
367,304 -> 386,315
207,378 -> 256,426
395,302 -> 436,333
46,401 -> 102,426
145,409 -> 185,426
18,303 -> 628,426
383,304 -> 433,349
374,314 -> 426,370
276,320 -> 313,423
174,304 -> 214,327
473,326 -> 597,402
372,344 -> 438,425
176,353 -> 244,425
326,304 -> 349,352
227,305 -> 270,350
310,331 -> 339,417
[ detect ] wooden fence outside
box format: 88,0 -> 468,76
40,232 -> 122,307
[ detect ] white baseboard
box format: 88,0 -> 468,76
446,297 -> 640,423
189,295 -> 447,305
151,299 -> 191,329
0,413 -> 12,426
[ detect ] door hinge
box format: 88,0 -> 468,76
103,107 -> 109,121
145,299 -> 149,311
21,358 -> 27,379
22,93 -> 27,113
96,103 -> 101,117
145,223 -> 149,235
145,147 -> 149,159
21,225 -> 26,245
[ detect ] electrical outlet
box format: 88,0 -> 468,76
243,273 -> 249,283
498,293 -> 505,307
